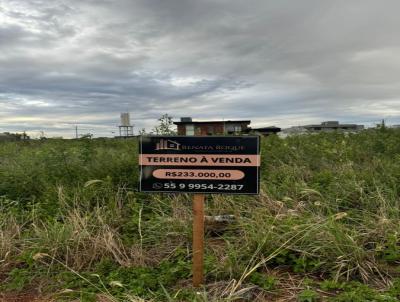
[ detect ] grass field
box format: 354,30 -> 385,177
1,129 -> 400,301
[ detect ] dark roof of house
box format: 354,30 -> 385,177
173,120 -> 251,125
251,126 -> 281,131
304,124 -> 361,128
243,126 -> 281,133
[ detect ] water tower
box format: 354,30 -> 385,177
119,113 -> 134,137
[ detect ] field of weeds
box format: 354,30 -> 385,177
1,129 -> 400,301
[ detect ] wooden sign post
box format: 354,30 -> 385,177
192,129 -> 205,288
138,135 -> 260,288
192,193 -> 205,287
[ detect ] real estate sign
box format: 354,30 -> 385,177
139,136 -> 260,194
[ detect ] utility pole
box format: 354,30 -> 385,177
75,125 -> 78,139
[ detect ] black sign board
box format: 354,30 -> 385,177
139,136 -> 260,194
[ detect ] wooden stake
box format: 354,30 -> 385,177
192,193 -> 205,287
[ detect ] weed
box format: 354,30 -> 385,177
248,271 -> 276,290
1,130 -> 400,300
298,288 -> 320,302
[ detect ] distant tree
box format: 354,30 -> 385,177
138,128 -> 147,135
39,131 -> 46,140
152,114 -> 176,135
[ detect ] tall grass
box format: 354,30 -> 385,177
1,129 -> 400,300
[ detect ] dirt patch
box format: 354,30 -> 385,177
0,292 -> 50,302
0,293 -> 114,302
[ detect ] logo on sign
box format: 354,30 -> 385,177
156,139 -> 181,151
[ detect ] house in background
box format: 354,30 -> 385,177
303,121 -> 364,132
174,117 -> 251,135
280,121 -> 365,137
0,132 -> 30,141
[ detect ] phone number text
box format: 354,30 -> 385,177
157,182 -> 244,191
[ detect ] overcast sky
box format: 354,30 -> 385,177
1,0 -> 400,137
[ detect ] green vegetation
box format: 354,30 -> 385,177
1,129 -> 400,301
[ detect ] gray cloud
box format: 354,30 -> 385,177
1,0 -> 400,137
